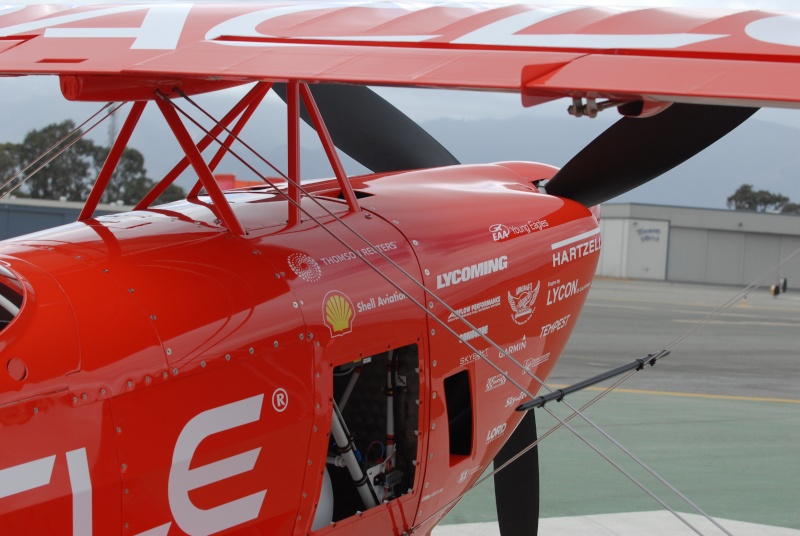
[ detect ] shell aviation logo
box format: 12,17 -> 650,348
323,290 -> 355,337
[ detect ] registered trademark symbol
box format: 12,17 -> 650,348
272,388 -> 288,412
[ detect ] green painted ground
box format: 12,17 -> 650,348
442,389 -> 800,529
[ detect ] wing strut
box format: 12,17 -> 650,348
79,101 -> 146,220
136,82 -> 271,210
155,94 -> 245,235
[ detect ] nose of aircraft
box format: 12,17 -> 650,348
0,256 -> 81,408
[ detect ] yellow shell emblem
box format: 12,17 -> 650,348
323,291 -> 355,336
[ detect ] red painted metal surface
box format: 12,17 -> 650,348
4,2 -> 800,534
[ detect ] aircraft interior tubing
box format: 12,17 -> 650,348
328,344 -> 420,522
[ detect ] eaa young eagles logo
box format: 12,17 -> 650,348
323,290 -> 355,337
507,281 -> 540,325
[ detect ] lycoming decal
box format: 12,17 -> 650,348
437,256 -> 508,289
551,229 -> 601,267
447,296 -> 501,322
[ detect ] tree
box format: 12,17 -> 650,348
8,120 -> 185,205
726,183 -> 789,212
18,120 -> 98,201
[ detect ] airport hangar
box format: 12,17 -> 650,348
2,198 -> 800,288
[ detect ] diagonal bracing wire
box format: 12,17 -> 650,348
0,102 -> 123,200
162,89 -> 728,535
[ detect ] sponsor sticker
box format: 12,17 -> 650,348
485,373 -> 507,392
489,219 -> 549,242
460,348 -> 489,367
437,256 -> 508,289
524,353 -> 550,371
500,335 -> 527,358
287,253 -> 322,283
323,290 -> 355,337
447,296 -> 501,322
458,325 -> 488,343
356,290 -> 406,313
551,228 -> 601,267
486,423 -> 507,444
540,314 -> 571,337
319,241 -> 398,266
505,391 -> 527,408
508,281 -> 539,325
546,279 -> 591,306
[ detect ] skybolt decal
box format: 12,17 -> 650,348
551,229 -> 601,267
540,314 -> 571,337
460,348 -> 489,367
508,281 -> 540,325
546,279 -> 591,306
489,219 -> 549,242
437,256 -> 508,289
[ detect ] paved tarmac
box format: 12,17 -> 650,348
435,278 -> 800,534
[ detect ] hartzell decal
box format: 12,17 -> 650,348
319,241 -> 398,266
546,279 -> 591,306
540,314 -> 571,337
356,290 -> 406,313
437,256 -> 508,289
551,228 -> 601,267
447,296 -> 501,322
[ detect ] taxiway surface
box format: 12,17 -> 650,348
436,278 -> 800,534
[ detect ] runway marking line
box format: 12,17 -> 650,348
547,384 -> 800,404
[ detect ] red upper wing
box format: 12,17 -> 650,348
0,2 -> 799,106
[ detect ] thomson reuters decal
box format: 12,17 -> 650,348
323,290 -> 355,337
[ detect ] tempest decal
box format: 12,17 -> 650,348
540,314 -> 571,337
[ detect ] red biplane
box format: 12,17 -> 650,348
0,2 -> 797,535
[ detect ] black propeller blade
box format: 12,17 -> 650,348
272,83 -> 460,173
493,410 -> 539,536
546,103 -> 758,207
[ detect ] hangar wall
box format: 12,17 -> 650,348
598,204 -> 800,287
0,198 -> 128,239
